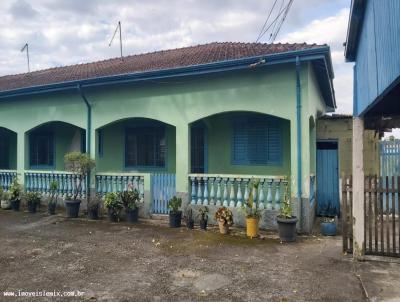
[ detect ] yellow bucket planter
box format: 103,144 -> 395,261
246,217 -> 259,238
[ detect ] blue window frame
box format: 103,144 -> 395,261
29,131 -> 54,168
125,126 -> 166,168
232,116 -> 282,165
0,132 -> 10,169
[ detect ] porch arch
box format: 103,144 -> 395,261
188,111 -> 291,177
95,117 -> 176,174
25,121 -> 86,171
0,127 -> 17,170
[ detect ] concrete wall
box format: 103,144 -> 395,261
316,117 -> 380,176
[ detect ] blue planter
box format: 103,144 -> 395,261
321,222 -> 337,236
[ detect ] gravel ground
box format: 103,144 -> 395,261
0,209 -> 368,302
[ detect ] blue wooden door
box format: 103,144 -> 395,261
316,142 -> 339,216
151,173 -> 176,214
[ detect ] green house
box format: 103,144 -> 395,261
0,42 -> 335,232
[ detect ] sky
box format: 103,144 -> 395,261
0,0 -> 359,117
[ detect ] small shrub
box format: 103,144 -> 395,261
167,196 -> 182,214
214,206 -> 233,226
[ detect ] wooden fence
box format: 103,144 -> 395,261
342,175 -> 400,257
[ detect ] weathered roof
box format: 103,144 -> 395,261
0,42 -> 323,93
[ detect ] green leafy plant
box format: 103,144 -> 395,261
104,192 -> 123,219
119,187 -> 140,210
10,178 -> 22,201
241,179 -> 262,219
197,206 -> 208,221
64,152 -> 95,201
214,206 -> 234,226
167,196 -> 182,214
25,191 -> 41,205
279,182 -> 293,219
104,192 -> 122,209
48,180 -> 58,206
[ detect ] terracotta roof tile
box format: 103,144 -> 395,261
0,42 -> 323,92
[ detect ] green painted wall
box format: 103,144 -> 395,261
202,112 -> 290,176
0,62 -> 328,197
26,122 -> 84,171
96,119 -> 176,173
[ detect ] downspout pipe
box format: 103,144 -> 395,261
77,84 -> 92,205
295,56 -> 302,201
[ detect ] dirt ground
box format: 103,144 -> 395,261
0,209 -> 396,302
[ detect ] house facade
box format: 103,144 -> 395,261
0,42 -> 335,233
345,0 -> 400,256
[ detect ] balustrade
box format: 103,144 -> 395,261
95,173 -> 145,201
0,170 -> 17,191
25,171 -> 86,198
189,174 -> 287,210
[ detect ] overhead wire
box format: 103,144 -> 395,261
256,0 -> 279,43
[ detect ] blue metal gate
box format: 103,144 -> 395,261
151,173 -> 176,214
316,142 -> 339,216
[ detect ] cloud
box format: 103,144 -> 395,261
279,8 -> 353,114
9,0 -> 39,20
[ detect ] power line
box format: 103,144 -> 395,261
256,0 -> 278,43
270,0 -> 294,42
256,1 -> 290,43
256,0 -> 294,43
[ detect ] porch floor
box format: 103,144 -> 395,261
0,210 -> 396,301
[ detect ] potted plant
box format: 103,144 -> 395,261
119,186 -> 140,223
64,152 -> 95,218
198,206 -> 208,230
276,183 -> 298,242
104,192 -> 123,222
0,189 -> 11,210
25,191 -> 41,213
242,180 -> 262,238
214,206 -> 233,234
88,194 -> 102,220
184,208 -> 194,229
10,178 -> 22,211
320,204 -> 337,236
167,196 -> 182,228
47,181 -> 58,215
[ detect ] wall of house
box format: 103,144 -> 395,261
316,117 -> 380,176
353,0 -> 400,116
0,62 -> 327,207
96,121 -> 176,173
202,113 -> 291,177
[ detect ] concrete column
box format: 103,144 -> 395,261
175,125 -> 189,199
352,117 -> 365,258
16,131 -> 26,185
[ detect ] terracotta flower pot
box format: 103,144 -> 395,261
218,220 -> 229,234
